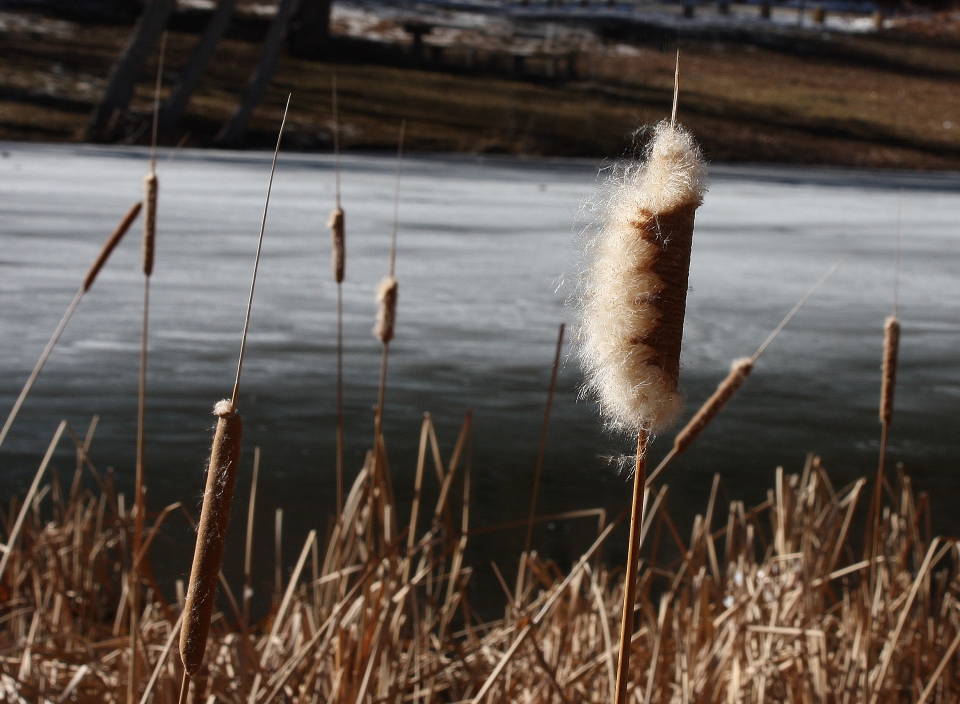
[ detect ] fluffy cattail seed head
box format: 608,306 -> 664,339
329,208 -> 345,283
143,172 -> 158,276
180,400 -> 242,675
880,316 -> 900,427
579,121 -> 707,434
374,275 -> 398,344
84,201 -> 142,292
673,357 -> 752,455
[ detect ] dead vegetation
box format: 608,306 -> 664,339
1,408 -> 957,702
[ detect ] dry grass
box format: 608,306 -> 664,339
1,410 -> 958,702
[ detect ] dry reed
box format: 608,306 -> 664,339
130,36 -> 166,702
0,201 -> 142,453
175,96 -> 290,700
85,202 -> 144,292
646,261 -> 840,488
674,356 -> 753,456
3,416 -> 958,704
179,401 -> 243,677
329,75 -> 346,520
578,57 -> 706,704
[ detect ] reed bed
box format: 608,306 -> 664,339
1,412 -> 957,702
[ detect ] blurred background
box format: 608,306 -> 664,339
0,0 -> 959,165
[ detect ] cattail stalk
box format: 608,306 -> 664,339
579,56 -> 705,704
0,202 -> 141,453
329,75 -> 345,521
870,209 -> 902,589
130,35 -> 165,703
523,323 -> 565,558
178,96 -> 290,700
869,315 -> 900,575
645,261 -> 839,488
370,120 -> 405,538
242,446 -> 260,631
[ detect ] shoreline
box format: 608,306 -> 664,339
3,5 -> 960,168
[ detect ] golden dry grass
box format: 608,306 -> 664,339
1,411 -> 958,702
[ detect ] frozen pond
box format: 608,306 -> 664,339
1,142 -> 959,601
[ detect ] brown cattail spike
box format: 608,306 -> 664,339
83,201 -> 142,291
673,357 -> 753,455
179,400 -> 243,676
880,316 -> 900,427
329,207 -> 345,283
143,172 -> 158,276
375,275 -> 398,344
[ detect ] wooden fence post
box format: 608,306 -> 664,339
215,0 -> 301,147
158,0 -> 240,134
86,0 -> 176,141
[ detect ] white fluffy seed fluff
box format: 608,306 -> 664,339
578,121 -> 707,435
213,399 -> 234,417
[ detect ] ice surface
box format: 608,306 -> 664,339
1,143 -> 958,584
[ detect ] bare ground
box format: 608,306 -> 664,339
2,7 -> 960,167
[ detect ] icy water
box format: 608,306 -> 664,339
1,143 -> 959,608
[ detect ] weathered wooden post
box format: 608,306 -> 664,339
215,0 -> 301,146
86,0 -> 176,141
158,0 -> 240,133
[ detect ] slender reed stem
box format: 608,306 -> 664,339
336,287 -> 344,518
645,261 -> 840,489
230,94 -> 291,411
149,32 -> 166,173
614,429 -> 649,704
243,446 -> 260,631
872,204 -> 902,586
524,323 -> 565,556
129,36 -> 166,702
332,75 -> 344,519
332,74 -> 340,211
389,121 -> 405,280
0,290 -> 82,451
372,121 -> 406,510
0,200 -> 141,453
670,51 -> 679,128
128,275 -> 150,703
178,671 -> 189,704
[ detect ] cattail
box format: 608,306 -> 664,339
374,275 -> 398,344
880,316 -> 900,427
329,208 -> 345,283
673,357 -> 752,455
83,201 -> 142,291
179,400 -> 243,676
579,112 -> 706,704
579,120 -> 707,435
143,172 -> 158,276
